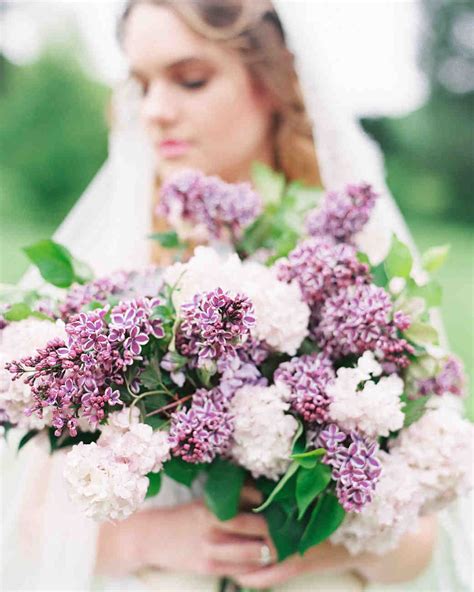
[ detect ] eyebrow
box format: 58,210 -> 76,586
130,56 -> 213,78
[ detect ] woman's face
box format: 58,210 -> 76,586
124,3 -> 276,183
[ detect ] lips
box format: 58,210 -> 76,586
158,140 -> 191,158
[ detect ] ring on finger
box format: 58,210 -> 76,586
259,543 -> 272,566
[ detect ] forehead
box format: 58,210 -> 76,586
124,3 -> 234,71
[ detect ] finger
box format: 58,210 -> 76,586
206,540 -> 276,566
201,559 -> 264,577
239,484 -> 263,509
216,513 -> 269,538
234,560 -> 300,589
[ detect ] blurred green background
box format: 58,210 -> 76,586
0,1 -> 472,417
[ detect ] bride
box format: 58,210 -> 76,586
2,1 -> 470,591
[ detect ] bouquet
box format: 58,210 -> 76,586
1,163 -> 472,569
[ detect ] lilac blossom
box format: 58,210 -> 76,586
274,352 -> 335,423
306,183 -> 378,243
169,388 -> 234,463
315,423 -> 382,512
158,169 -> 262,241
60,272 -> 130,320
276,237 -> 370,310
6,297 -> 165,436
176,287 -> 255,367
314,284 -> 414,369
417,355 -> 466,398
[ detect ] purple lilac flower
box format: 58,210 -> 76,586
315,423 -> 382,512
276,237 -> 370,310
274,353 -> 335,423
7,297 -> 164,436
314,284 -> 414,369
158,169 -> 262,240
306,183 -> 378,243
176,287 -> 255,366
417,355 -> 466,398
169,388 -> 234,463
59,272 -> 130,320
217,355 -> 267,399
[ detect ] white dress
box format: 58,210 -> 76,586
1,2 -> 471,591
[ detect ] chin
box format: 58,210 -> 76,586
155,158 -> 191,178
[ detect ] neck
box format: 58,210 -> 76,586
220,134 -> 276,184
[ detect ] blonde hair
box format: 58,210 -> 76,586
119,0 -> 321,187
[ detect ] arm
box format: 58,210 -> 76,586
233,514 -> 437,590
356,514 -> 437,584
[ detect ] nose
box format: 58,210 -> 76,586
141,81 -> 179,127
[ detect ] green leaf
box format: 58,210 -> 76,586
163,457 -> 203,487
204,459 -> 246,521
291,448 -> 326,462
414,280 -> 443,308
149,231 -> 181,249
284,181 -> 322,214
298,493 -> 345,555
296,463 -> 332,519
298,339 -> 319,356
384,235 -> 413,280
264,501 -> 307,561
4,302 -> 32,321
404,322 -> 439,346
140,362 -> 162,390
23,239 -> 75,288
250,161 -> 285,206
291,421 -> 304,452
143,415 -> 169,430
408,280 -> 442,308
402,394 -> 430,427
17,429 -> 39,452
4,302 -> 52,322
357,252 -> 370,265
197,364 -> 217,387
47,428 -> 100,452
254,461 -> 299,512
371,262 -> 389,288
145,471 -> 162,498
421,244 -> 450,274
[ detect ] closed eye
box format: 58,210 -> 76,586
180,79 -> 208,90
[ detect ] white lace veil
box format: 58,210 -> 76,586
1,1 -> 471,590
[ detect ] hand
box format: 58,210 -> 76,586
95,491 -> 277,579
233,514 -> 437,589
233,540 -> 354,590
143,499 -> 278,577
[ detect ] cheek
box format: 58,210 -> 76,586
187,74 -> 272,168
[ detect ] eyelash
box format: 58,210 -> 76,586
180,79 -> 208,90
134,78 -> 208,95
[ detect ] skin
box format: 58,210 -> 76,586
124,3 -> 277,183
96,3 -> 437,586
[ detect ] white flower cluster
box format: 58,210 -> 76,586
332,407 -> 473,555
330,451 -> 422,555
64,441 -> 149,522
0,318 -> 66,429
328,351 -> 405,438
64,408 -> 171,521
164,247 -> 310,355
229,383 -> 297,480
390,408 -> 473,513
